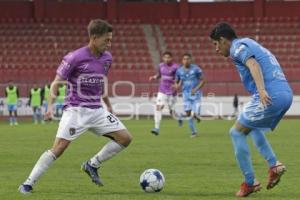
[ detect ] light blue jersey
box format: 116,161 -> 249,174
230,38 -> 293,130
230,38 -> 291,95
176,64 -> 203,112
176,64 -> 203,97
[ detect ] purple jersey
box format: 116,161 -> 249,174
158,62 -> 178,95
56,46 -> 112,109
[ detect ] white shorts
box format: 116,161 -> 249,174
156,92 -> 176,110
56,107 -> 126,141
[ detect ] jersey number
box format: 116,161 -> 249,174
107,114 -> 117,123
259,46 -> 279,66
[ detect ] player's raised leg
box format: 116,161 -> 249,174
250,129 -> 286,190
85,129 -> 132,185
83,108 -> 132,186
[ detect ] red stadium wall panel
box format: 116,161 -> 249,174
1,1 -> 300,22
189,2 -> 254,18
265,1 -> 300,17
117,2 -> 179,23
0,1 -> 34,18
44,1 -> 106,19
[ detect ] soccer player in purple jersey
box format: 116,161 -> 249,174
18,19 -> 133,194
149,51 -> 178,135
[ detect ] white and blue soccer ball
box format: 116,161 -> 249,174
139,169 -> 165,193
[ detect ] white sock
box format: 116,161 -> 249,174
23,150 -> 56,186
89,141 -> 125,168
154,110 -> 162,129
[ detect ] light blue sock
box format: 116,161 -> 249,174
250,129 -> 277,168
230,127 -> 254,185
13,116 -> 16,123
188,117 -> 196,134
9,117 -> 13,124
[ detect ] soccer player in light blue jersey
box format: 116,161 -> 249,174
210,22 -> 293,197
175,53 -> 206,138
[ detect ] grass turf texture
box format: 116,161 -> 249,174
0,119 -> 300,200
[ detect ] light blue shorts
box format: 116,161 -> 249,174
238,91 -> 292,130
183,94 -> 201,114
7,104 -> 17,112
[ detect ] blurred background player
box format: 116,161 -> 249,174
175,53 -> 205,138
28,84 -> 44,124
55,84 -> 66,117
5,80 -> 19,125
42,83 -> 50,114
19,19 -> 132,194
232,93 -> 239,118
210,22 -> 293,197
149,51 -> 178,135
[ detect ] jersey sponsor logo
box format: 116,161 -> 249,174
161,75 -> 174,80
234,44 -> 246,57
79,76 -> 104,85
69,127 -> 76,136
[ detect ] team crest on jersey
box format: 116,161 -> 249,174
69,128 -> 76,136
103,61 -> 111,71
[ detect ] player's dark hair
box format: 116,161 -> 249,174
162,51 -> 173,57
210,22 -> 237,41
182,53 -> 192,58
88,19 -> 113,37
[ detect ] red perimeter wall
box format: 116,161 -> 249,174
0,0 -> 300,23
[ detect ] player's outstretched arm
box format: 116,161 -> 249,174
45,75 -> 65,121
245,58 -> 272,107
149,73 -> 161,81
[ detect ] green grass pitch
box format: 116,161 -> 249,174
1,119 -> 300,200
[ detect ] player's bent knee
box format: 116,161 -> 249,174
118,130 -> 133,147
121,131 -> 133,147
51,138 -> 71,158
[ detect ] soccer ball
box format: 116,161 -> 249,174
139,169 -> 165,192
